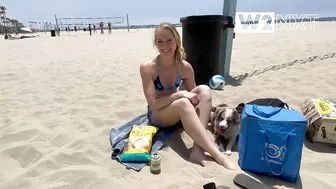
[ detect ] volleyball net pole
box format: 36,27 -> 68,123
55,14 -> 60,35
220,0 -> 237,78
126,14 -> 130,32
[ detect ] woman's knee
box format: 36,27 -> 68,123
174,98 -> 195,112
193,85 -> 212,100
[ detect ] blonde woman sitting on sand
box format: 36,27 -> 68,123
139,22 -> 236,170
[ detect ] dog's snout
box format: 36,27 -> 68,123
219,121 -> 228,129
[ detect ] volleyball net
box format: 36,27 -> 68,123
56,16 -> 125,30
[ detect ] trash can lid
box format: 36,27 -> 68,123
180,15 -> 233,23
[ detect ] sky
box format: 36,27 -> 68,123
1,0 -> 336,26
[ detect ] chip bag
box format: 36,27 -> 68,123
120,125 -> 159,162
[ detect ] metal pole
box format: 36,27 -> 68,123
43,21 -> 46,33
126,14 -> 130,32
55,14 -> 60,34
220,0 -> 237,78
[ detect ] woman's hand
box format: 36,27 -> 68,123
180,91 -> 200,107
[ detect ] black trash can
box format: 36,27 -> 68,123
50,30 -> 56,37
180,15 -> 234,86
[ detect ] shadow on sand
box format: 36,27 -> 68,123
225,75 -> 244,87
303,135 -> 336,153
161,129 -> 213,165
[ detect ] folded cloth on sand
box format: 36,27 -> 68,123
109,112 -> 180,171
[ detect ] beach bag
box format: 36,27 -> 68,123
238,104 -> 308,183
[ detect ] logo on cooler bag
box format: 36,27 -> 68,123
261,143 -> 287,164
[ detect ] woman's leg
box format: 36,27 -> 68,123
151,96 -> 236,170
191,85 -> 213,126
189,85 -> 213,166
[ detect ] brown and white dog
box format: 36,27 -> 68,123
210,103 -> 241,155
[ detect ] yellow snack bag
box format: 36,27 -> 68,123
120,125 -> 158,162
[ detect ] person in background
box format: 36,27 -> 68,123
89,24 -> 92,36
108,22 -> 112,35
100,22 -> 104,34
93,24 -> 97,33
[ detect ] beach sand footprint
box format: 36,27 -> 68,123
0,129 -> 39,145
44,119 -> 63,130
2,144 -> 43,168
77,124 -> 90,132
115,110 -> 138,120
86,116 -> 106,128
192,163 -> 222,179
41,168 -> 102,188
87,94 -> 111,101
0,73 -> 17,81
50,133 -> 69,147
53,97 -> 69,104
87,178 -> 123,189
53,152 -> 95,166
25,159 -> 61,177
67,138 -> 88,150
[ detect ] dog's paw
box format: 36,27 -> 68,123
224,150 -> 232,156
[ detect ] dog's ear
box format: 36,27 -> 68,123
211,108 -> 223,127
214,107 -> 225,119
211,103 -> 228,112
232,109 -> 241,124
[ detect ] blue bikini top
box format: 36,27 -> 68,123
154,57 -> 182,91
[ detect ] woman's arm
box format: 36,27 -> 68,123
140,63 -> 183,111
180,61 -> 197,92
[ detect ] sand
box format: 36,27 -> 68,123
1,22 -> 336,189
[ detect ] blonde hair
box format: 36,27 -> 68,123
154,22 -> 186,63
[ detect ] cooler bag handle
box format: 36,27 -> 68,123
259,130 -> 296,176
253,105 -> 282,118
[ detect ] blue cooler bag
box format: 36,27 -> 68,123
238,104 -> 307,183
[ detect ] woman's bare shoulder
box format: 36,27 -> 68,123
140,58 -> 156,75
181,60 -> 193,69
179,60 -> 194,76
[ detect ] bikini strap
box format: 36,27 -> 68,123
156,57 -> 160,76
176,63 -> 182,80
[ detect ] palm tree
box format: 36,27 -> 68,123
6,18 -> 11,27
0,15 -> 3,33
9,18 -> 15,33
0,6 -> 25,34
0,6 -> 7,33
0,6 -> 6,18
3,18 -> 10,33
0,6 -> 5,12
12,19 -> 21,33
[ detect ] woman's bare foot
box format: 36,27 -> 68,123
214,153 -> 236,170
189,145 -> 207,167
